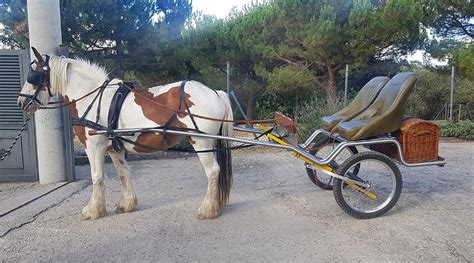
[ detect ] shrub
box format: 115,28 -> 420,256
438,120 -> 474,140
295,95 -> 343,140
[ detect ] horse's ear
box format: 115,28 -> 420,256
31,47 -> 44,63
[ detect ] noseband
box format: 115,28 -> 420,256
19,55 -> 53,109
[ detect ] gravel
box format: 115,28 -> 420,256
1,141 -> 473,262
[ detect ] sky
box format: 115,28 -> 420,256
192,0 -> 258,18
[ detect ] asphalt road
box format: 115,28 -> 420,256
1,141 -> 473,262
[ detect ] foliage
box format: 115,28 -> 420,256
295,95 -> 343,140
0,0 -> 27,48
180,4 -> 272,119
178,0 -> 427,118
0,0 -> 192,78
265,65 -> 315,108
423,39 -> 473,79
405,66 -> 474,119
254,0 -> 426,102
422,0 -> 473,39
452,42 -> 474,78
439,120 -> 474,140
424,38 -> 465,61
1,0 -> 470,122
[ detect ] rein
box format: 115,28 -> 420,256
37,84 -> 113,110
35,81 -> 277,124
120,82 -> 275,124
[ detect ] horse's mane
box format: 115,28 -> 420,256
49,56 -> 109,96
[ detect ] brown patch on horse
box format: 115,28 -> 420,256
133,132 -> 183,153
119,159 -> 125,165
64,95 -> 87,148
133,86 -> 194,153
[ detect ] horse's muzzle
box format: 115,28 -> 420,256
18,94 -> 40,112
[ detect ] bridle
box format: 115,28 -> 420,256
19,54 -> 53,110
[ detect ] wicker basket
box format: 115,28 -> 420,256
372,118 -> 440,163
398,118 -> 440,163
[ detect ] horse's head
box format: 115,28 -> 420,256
18,47 -> 53,113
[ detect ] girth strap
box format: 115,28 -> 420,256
107,82 -> 135,152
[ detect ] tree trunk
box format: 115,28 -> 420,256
113,40 -> 125,78
326,64 -> 338,103
246,89 -> 256,120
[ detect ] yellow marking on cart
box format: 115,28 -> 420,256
344,182 -> 378,200
256,123 -> 377,200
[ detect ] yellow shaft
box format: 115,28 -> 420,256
256,124 -> 377,200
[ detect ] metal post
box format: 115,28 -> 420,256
449,66 -> 455,121
27,0 -> 69,184
226,62 -> 230,94
458,104 -> 462,121
230,91 -> 248,120
344,64 -> 349,106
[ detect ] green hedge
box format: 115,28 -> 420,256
438,120 -> 474,140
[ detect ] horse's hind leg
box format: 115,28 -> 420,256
193,138 -> 222,219
109,151 -> 138,213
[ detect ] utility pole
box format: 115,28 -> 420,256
449,66 -> 455,121
344,64 -> 349,106
27,0 -> 69,184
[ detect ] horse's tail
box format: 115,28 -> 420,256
216,90 -> 233,207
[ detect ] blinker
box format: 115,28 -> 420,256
25,55 -> 53,97
27,67 -> 44,86
26,55 -> 50,87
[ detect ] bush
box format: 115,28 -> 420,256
438,120 -> 474,140
405,66 -> 474,119
295,95 -> 343,140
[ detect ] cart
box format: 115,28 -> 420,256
88,111 -> 445,219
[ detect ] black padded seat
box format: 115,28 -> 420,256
337,72 -> 417,140
321,76 -> 389,132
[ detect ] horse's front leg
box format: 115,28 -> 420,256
82,139 -> 108,220
194,138 -> 222,219
109,151 -> 138,213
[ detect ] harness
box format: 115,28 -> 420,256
72,80 -> 199,152
11,53 -> 277,160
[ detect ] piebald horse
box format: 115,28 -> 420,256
18,48 -> 233,220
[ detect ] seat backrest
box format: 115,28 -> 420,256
349,72 -> 417,139
333,76 -> 389,118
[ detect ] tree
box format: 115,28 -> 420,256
0,0 -> 192,78
0,0 -> 28,48
423,0 -> 473,39
405,66 -> 474,119
179,5 -> 272,119
424,39 -> 473,78
452,42 -> 474,78
257,0 -> 426,102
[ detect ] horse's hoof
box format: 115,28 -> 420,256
115,197 -> 138,213
197,202 -> 221,219
81,205 -> 106,220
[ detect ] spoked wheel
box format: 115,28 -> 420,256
333,151 -> 402,219
306,143 -> 358,190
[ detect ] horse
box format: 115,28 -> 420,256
17,47 -> 234,220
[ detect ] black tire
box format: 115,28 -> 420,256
306,144 -> 358,190
333,151 -> 402,219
